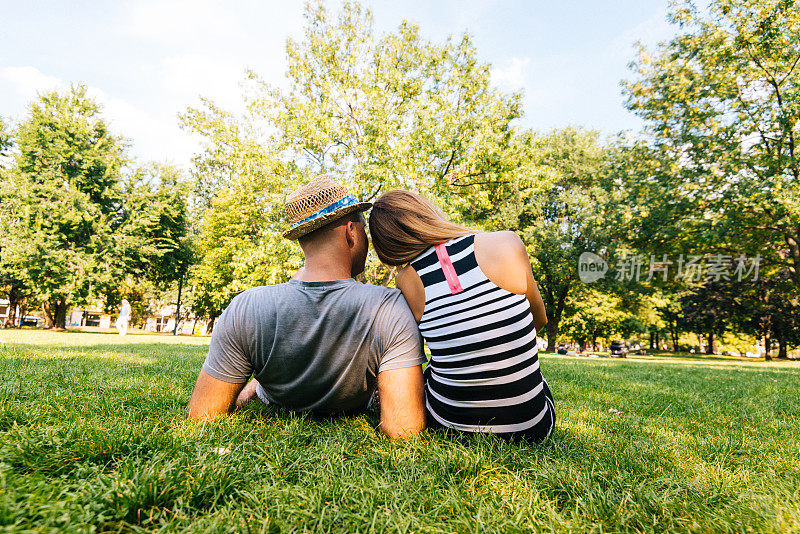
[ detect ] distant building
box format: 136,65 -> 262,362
64,300 -> 207,335
142,304 -> 199,334
0,298 -> 42,327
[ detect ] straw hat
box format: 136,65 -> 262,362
283,175 -> 372,239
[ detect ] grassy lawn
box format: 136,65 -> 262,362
1,330 -> 799,533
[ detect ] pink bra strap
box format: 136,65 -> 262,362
434,243 -> 464,295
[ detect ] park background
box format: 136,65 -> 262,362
1,0 -> 800,532
2,0 -> 799,359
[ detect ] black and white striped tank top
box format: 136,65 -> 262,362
410,234 -> 555,438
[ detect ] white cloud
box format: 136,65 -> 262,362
491,57 -> 531,92
446,0 -> 502,31
1,65 -> 198,166
84,85 -> 198,166
160,54 -> 247,112
124,0 -> 241,45
608,7 -> 674,59
2,66 -> 65,99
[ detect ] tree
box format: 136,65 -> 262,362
189,168 -> 304,328
182,0 -> 535,318
561,286 -> 632,352
720,270 -> 800,359
256,0 -> 528,203
1,86 -> 126,329
115,164 -> 194,332
0,116 -> 27,328
624,0 -> 800,288
493,127 -> 612,351
680,281 -> 734,354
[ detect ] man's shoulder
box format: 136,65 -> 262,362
224,284 -> 289,316
348,281 -> 405,306
231,283 -> 286,301
226,281 -> 405,317
352,281 -> 401,296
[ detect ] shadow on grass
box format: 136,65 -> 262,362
1,369 -> 798,532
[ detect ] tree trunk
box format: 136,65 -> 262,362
42,302 -> 54,329
17,302 -> 27,328
173,272 -> 184,336
649,331 -> 655,350
776,326 -> 788,359
777,337 -> 788,359
671,327 -> 679,351
764,333 -> 772,361
51,297 -> 68,330
545,318 -> 559,352
206,315 -> 218,335
706,332 -> 715,355
3,285 -> 22,328
4,303 -> 17,328
655,331 -> 660,351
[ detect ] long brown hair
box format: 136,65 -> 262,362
369,190 -> 473,266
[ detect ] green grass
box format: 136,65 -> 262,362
1,329 -> 799,533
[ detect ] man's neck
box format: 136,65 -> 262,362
295,255 -> 352,282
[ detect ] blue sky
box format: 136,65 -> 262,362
0,0 -> 676,167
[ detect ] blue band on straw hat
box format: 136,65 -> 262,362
290,194 -> 359,230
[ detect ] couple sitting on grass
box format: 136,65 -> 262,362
188,175 -> 555,440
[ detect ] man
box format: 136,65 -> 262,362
187,175 -> 426,438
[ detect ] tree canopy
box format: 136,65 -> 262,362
623,0 -> 800,286
0,86 -> 126,328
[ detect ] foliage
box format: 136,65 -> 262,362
0,116 -> 11,156
189,170 -> 304,322
709,270 -> 800,359
0,86 -> 126,329
561,286 -> 627,350
259,1 -> 529,206
182,0 -> 533,317
623,0 -> 800,286
117,163 -> 194,291
0,117 -> 26,328
493,127 -> 612,351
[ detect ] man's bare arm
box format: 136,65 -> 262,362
187,370 -> 246,421
377,365 -> 425,439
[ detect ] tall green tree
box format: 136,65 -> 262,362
560,285 -> 644,352
115,164 -> 194,332
0,85 -> 126,329
624,0 -> 800,286
256,0 -> 529,203
0,116 -> 26,328
189,167 -> 303,327
494,128 -> 611,351
182,0 -> 535,318
117,165 -> 193,286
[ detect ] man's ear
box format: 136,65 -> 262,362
344,220 -> 357,248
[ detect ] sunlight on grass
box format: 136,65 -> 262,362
0,328 -> 211,347
1,330 -> 798,532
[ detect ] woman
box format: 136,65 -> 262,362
369,190 -> 554,441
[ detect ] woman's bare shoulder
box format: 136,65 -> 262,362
475,231 -> 527,258
395,264 -> 417,286
473,231 -> 529,295
395,264 -> 426,322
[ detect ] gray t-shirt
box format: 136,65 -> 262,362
202,278 -> 425,414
